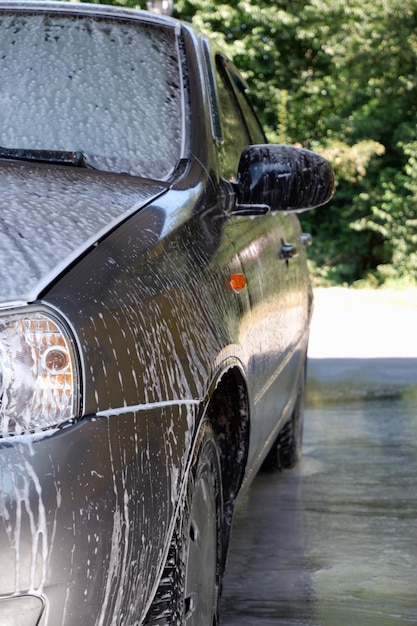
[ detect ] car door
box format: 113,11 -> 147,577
213,53 -> 310,470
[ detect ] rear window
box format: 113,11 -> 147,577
0,12 -> 183,179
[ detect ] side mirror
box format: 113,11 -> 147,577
232,144 -> 335,215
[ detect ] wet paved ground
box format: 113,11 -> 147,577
221,289 -> 417,625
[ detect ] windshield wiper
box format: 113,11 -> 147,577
0,146 -> 90,167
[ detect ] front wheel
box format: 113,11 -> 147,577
144,422 -> 223,626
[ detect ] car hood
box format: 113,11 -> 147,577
0,160 -> 167,304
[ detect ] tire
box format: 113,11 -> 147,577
144,422 -> 223,626
262,366 -> 305,472
277,382 -> 304,469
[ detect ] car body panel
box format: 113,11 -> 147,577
0,3 -> 332,624
228,211 -> 310,477
0,185 -> 309,624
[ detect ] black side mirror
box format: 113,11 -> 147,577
232,144 -> 335,215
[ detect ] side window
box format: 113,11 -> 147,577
223,59 -> 266,146
214,54 -> 266,180
215,57 -> 249,180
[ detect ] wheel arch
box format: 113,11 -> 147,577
202,363 -> 250,567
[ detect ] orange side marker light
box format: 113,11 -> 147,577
227,273 -> 247,293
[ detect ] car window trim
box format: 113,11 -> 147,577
216,54 -> 267,145
201,38 -> 223,143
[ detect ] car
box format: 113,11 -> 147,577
0,2 -> 334,625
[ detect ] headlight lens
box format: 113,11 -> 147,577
0,309 -> 79,437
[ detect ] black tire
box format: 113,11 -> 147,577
262,367 -> 305,472
144,422 -> 223,626
277,384 -> 304,469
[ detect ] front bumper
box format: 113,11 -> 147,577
0,404 -> 192,625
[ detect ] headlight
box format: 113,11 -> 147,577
0,309 -> 80,437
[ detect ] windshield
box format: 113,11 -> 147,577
0,11 -> 183,179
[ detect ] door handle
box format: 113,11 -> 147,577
279,240 -> 298,263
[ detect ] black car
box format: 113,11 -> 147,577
0,3 -> 334,625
